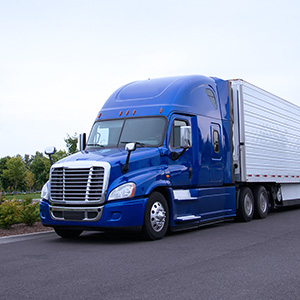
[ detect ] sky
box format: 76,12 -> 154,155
1,0 -> 300,158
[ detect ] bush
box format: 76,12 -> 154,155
0,199 -> 21,229
20,202 -> 40,226
0,196 -> 40,228
22,195 -> 33,205
0,192 -> 5,204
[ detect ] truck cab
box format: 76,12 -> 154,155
40,75 -> 236,239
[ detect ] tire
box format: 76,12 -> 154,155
253,186 -> 269,219
54,227 -> 83,238
237,187 -> 254,222
142,192 -> 169,240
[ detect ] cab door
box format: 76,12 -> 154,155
167,114 -> 194,188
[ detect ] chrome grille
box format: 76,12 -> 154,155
50,166 -> 105,203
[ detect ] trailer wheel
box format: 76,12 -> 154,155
142,192 -> 169,240
237,187 -> 254,222
253,186 -> 269,219
54,228 -> 83,238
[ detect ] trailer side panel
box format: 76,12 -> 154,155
231,80 -> 300,184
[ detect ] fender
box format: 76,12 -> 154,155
107,165 -> 171,200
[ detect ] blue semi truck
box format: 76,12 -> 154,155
40,75 -> 300,240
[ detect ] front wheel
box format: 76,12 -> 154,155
54,227 -> 83,238
142,192 -> 169,240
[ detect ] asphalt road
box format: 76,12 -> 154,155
1,207 -> 300,300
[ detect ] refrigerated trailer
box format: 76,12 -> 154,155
40,75 -> 300,239
232,80 -> 300,211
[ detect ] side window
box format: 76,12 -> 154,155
213,130 -> 220,153
206,88 -> 217,109
170,119 -> 187,148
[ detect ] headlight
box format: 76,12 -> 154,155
41,181 -> 50,201
108,182 -> 136,201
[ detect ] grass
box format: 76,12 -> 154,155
4,192 -> 41,201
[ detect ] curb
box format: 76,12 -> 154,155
0,230 -> 54,244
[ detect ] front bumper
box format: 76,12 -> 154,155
40,198 -> 147,229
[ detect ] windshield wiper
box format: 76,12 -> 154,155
120,141 -> 146,147
86,144 -> 105,148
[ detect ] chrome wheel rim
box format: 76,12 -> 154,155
244,194 -> 253,216
150,201 -> 166,232
260,193 -> 267,213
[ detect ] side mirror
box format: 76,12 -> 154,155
45,146 -> 56,156
122,143 -> 137,173
171,126 -> 192,161
180,126 -> 192,148
125,142 -> 136,152
79,133 -> 86,151
44,147 -> 56,165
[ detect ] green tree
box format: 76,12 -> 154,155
0,181 -> 3,203
0,156 -> 11,191
52,149 -> 67,163
2,156 -> 25,194
65,133 -> 78,155
24,154 -> 33,169
25,169 -> 35,192
30,153 -> 50,190
34,151 -> 44,159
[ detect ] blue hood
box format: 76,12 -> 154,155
53,147 -> 165,197
56,148 -> 127,165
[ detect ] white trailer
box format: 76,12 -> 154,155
231,79 -> 300,207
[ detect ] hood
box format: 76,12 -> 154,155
55,148 -> 127,165
50,146 -> 167,201
53,147 -> 163,183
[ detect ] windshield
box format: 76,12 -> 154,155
87,117 -> 167,149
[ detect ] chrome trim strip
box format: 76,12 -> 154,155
176,215 -> 201,222
49,205 -> 104,222
173,189 -> 198,200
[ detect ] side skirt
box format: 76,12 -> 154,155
169,216 -> 234,232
